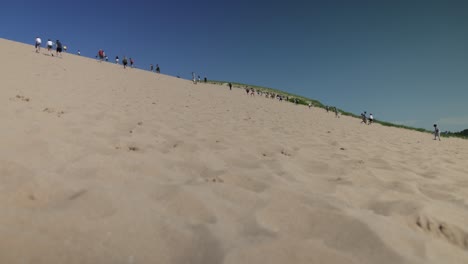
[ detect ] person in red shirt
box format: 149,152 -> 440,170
98,49 -> 105,61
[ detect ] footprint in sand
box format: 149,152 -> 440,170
128,121 -> 145,134
194,167 -> 226,184
205,177 -> 224,183
128,146 -> 140,152
67,189 -> 88,200
43,107 -> 65,117
327,177 -> 353,185
114,144 -> 141,152
11,95 -> 31,102
414,213 -> 468,251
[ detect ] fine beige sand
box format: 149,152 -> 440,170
1,38 -> 468,264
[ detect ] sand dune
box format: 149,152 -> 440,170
1,38 -> 468,263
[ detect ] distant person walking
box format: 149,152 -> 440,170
156,64 -> 160,73
434,124 -> 441,141
361,111 -> 367,124
35,37 -> 42,53
77,50 -> 81,56
98,49 -> 105,61
204,76 -> 207,83
368,113 -> 374,124
192,72 -> 197,84
228,82 -> 232,90
46,39 -> 53,55
55,40 -> 63,57
150,64 -> 154,71
130,58 -> 134,68
115,56 -> 119,64
122,57 -> 128,68
334,107 -> 340,118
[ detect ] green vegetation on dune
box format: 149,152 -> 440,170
208,80 -> 324,107
209,80 -> 361,119
208,80 -> 467,139
446,129 -> 468,139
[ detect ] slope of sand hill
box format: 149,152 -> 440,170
1,38 -> 468,264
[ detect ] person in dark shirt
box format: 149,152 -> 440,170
56,40 -> 63,57
361,112 -> 367,124
122,57 -> 128,69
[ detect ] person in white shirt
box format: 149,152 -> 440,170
46,39 -> 53,55
368,113 -> 374,124
35,37 -> 42,52
192,72 -> 197,84
434,124 -> 441,141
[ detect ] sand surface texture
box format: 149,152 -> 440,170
1,38 -> 468,264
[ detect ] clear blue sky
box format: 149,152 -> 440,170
1,0 -> 467,132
